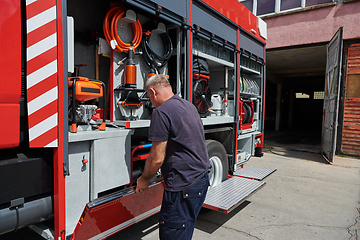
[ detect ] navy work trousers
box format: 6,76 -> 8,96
159,174 -> 209,240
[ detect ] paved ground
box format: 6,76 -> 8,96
263,129 -> 323,154
2,134 -> 360,240
106,148 -> 360,240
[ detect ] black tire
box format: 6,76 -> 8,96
206,140 -> 228,187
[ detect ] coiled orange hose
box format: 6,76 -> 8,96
103,6 -> 142,52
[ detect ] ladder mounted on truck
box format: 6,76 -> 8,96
203,166 -> 276,213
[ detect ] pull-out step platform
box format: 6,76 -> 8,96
234,166 -> 276,181
203,177 -> 265,213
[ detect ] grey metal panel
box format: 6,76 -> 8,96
66,129 -> 132,237
153,0 -> 187,19
234,166 -> 276,181
240,31 -> 265,59
66,141 -> 91,237
191,2 -> 237,45
125,0 -> 185,25
92,132 -> 131,199
203,177 -> 265,213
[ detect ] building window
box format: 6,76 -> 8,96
241,0 -> 254,12
296,93 -> 310,98
314,91 -> 325,99
306,0 -> 333,7
281,0 -> 301,11
346,74 -> 360,98
239,0 -> 336,16
257,0 -> 276,15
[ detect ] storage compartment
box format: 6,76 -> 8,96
66,128 -> 131,237
109,6 -> 182,124
193,36 -> 236,126
0,154 -> 53,207
67,0 -> 184,129
239,52 -> 264,134
236,134 -> 255,167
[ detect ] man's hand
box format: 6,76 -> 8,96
134,141 -> 167,194
135,175 -> 150,194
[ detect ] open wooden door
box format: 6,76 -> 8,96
321,27 -> 343,163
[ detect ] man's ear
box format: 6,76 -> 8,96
149,87 -> 156,97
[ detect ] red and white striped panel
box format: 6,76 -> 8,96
26,0 -> 58,148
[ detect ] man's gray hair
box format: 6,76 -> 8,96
146,74 -> 171,89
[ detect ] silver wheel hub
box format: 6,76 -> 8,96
208,156 -> 223,187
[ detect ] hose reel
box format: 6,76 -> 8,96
103,5 -> 142,53
240,101 -> 254,124
193,57 -> 212,117
193,77 -> 212,117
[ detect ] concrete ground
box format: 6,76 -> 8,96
107,148 -> 360,240
2,131 -> 360,240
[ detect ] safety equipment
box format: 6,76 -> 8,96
103,5 -> 142,53
193,76 -> 212,117
141,23 -> 173,73
68,77 -> 107,133
240,101 -> 254,124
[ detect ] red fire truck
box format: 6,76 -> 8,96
0,0 -> 275,239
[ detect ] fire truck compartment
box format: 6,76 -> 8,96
66,128 -> 131,235
0,155 -> 53,206
237,133 -> 256,166
0,152 -> 53,235
203,176 -> 265,213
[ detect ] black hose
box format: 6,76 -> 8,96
141,30 -> 173,73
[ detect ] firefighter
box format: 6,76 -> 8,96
135,74 -> 210,239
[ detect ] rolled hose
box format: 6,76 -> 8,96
103,5 -> 142,52
141,29 -> 173,72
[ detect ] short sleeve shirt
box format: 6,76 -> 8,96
149,94 -> 210,191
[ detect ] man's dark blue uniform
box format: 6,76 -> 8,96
149,94 -> 210,239
135,74 -> 210,240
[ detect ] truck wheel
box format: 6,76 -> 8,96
206,140 -> 228,187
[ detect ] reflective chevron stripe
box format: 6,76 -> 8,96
26,0 -> 58,148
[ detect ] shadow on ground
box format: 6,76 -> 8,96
195,201 -> 251,234
264,129 -> 325,163
264,147 -> 329,164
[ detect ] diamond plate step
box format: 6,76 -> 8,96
203,177 -> 265,213
234,166 -> 276,181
